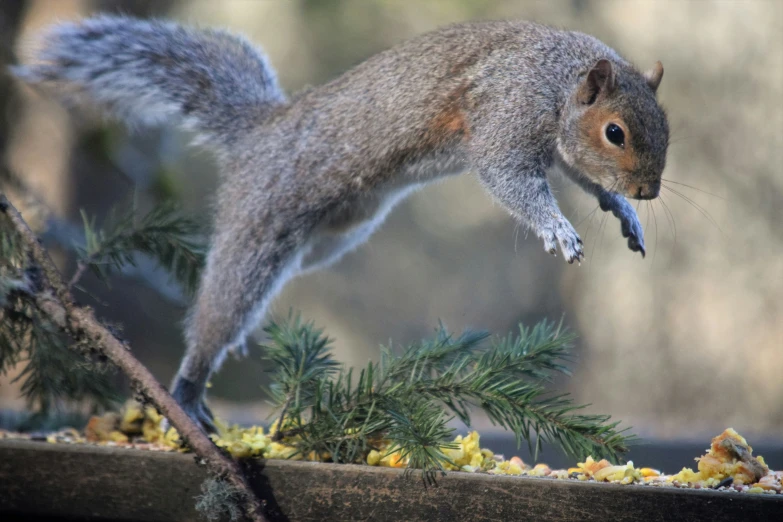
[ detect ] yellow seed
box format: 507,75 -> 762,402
594,465 -> 628,482
367,450 -> 381,466
507,463 -> 523,475
470,453 -> 483,468
389,454 -> 406,468
108,431 -> 128,443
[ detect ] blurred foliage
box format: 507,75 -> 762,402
0,196 -> 205,418
0,212 -> 119,417
76,202 -> 206,293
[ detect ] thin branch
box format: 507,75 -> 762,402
0,193 -> 268,522
67,260 -> 89,289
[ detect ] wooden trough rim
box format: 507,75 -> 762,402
0,439 -> 781,521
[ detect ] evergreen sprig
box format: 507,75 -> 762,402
0,217 -> 118,415
262,316 -> 635,480
76,202 -> 206,292
0,198 -> 204,417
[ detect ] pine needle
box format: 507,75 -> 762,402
260,316 -> 636,479
76,203 -> 206,292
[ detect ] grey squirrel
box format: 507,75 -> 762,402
14,16 -> 668,431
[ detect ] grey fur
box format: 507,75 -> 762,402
12,16 -> 285,151
14,17 -> 669,429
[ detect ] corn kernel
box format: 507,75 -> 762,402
507,462 -> 523,475
367,450 -> 381,466
594,465 -> 628,482
108,430 -> 128,443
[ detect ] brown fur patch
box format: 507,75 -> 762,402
430,105 -> 468,136
580,107 -> 637,173
424,82 -> 471,147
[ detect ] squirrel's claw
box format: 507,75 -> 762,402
600,192 -> 646,259
542,218 -> 584,265
628,236 -> 646,258
171,378 -> 218,433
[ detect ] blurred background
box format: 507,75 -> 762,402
1,0 -> 781,467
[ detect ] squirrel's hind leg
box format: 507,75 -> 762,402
171,216 -> 310,431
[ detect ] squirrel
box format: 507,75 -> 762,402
13,16 -> 668,431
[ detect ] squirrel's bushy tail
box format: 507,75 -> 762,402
12,15 -> 286,151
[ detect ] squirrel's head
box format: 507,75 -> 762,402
558,59 -> 669,200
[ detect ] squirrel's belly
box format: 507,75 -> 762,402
303,147 -> 469,272
323,148 -> 468,235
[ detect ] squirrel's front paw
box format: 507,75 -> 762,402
620,212 -> 646,257
542,219 -> 584,264
601,195 -> 646,257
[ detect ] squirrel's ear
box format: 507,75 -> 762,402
644,61 -> 664,93
577,59 -> 616,105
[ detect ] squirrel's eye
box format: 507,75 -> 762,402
605,123 -> 625,148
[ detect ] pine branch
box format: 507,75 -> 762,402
263,316 -> 636,478
0,193 -> 268,522
408,323 -> 633,461
72,203 -> 206,292
261,312 -> 340,440
382,396 -> 457,485
2,216 -> 116,415
1,164 -> 191,303
12,307 -> 119,414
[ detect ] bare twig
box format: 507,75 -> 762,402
67,260 -> 89,289
0,193 -> 268,522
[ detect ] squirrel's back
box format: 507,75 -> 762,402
248,20 -> 626,180
15,17 -> 627,171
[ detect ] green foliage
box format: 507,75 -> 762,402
0,217 -> 118,415
0,199 -> 204,418
195,477 -> 246,522
263,312 -> 341,404
77,202 -> 206,293
262,316 -> 635,482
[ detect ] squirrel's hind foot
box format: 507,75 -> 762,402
171,377 -> 218,434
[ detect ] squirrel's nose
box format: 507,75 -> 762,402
637,182 -> 660,200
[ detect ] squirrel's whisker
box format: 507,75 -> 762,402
657,195 -> 677,267
661,186 -> 724,236
661,179 -> 725,200
650,200 -> 659,266
575,204 -> 600,229
657,197 -> 676,268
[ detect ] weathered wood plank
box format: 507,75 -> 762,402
0,440 -> 781,521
